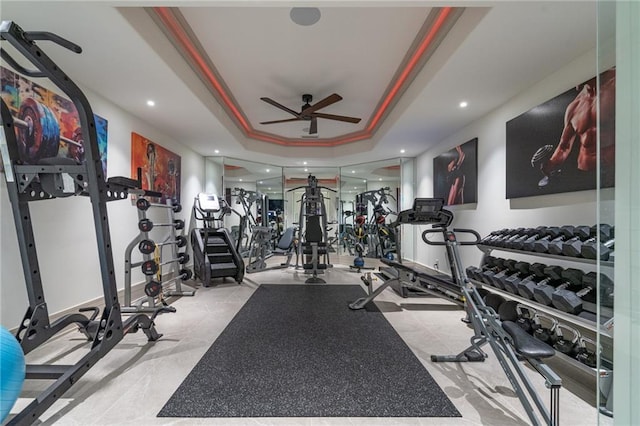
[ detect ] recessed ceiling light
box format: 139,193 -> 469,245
146,100 -> 155,107
400,149 -> 405,154
239,179 -> 243,182
304,168 -> 308,172
266,169 -> 270,173
379,178 -> 382,181
259,181 -> 263,184
363,179 -> 366,183
268,187 -> 271,190
353,186 -> 357,189
290,7 -> 321,26
459,101 -> 468,108
351,170 -> 355,174
303,161 -> 308,165
214,149 -> 220,154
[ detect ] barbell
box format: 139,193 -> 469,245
138,236 -> 187,254
138,218 -> 185,233
141,253 -> 189,275
136,197 -> 182,213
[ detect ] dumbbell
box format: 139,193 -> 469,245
581,225 -> 615,260
501,229 -> 534,249
532,227 -> 562,253
500,262 -> 534,294
479,229 -> 509,246
532,267 -> 584,306
483,293 -> 506,314
546,225 -> 578,255
492,229 -> 525,248
509,227 -> 547,250
562,225 -> 600,257
475,258 -> 508,286
141,253 -> 190,275
138,218 -> 185,233
485,259 -> 519,289
554,271 -> 614,314
521,226 -> 552,251
516,263 -> 550,299
513,304 -> 538,334
531,313 -> 558,345
136,197 -> 182,213
553,324 -> 581,357
138,236 -> 188,254
465,256 -> 498,280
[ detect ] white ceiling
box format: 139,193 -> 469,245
0,1 -> 603,168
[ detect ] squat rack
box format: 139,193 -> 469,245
0,21 -> 165,424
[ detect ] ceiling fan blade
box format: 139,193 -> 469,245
259,118 -> 302,125
309,116 -> 318,134
260,97 -> 301,118
302,93 -> 342,115
313,112 -> 361,124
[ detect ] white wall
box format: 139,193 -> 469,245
0,85 -> 205,329
412,48 -> 614,273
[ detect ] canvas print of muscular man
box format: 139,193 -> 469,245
505,67 -> 615,199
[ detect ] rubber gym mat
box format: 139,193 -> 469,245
158,284 -> 461,418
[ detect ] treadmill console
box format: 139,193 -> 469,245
395,198 -> 452,227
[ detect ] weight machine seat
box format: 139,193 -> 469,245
502,321 -> 556,360
275,227 -> 296,253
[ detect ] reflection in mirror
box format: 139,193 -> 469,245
340,159 -> 401,260
284,166 -> 340,260
204,157 -> 283,257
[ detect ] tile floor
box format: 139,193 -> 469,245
10,258 -> 610,425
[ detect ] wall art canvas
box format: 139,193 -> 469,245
433,137 -> 478,206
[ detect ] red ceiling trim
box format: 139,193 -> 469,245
367,7 -> 452,132
153,6 -> 453,148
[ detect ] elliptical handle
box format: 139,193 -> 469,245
452,228 -> 482,245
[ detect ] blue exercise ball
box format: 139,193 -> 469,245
353,257 -> 365,268
0,326 -> 25,423
385,252 -> 395,261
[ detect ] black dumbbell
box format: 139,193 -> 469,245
581,224 -> 615,260
552,324 -> 581,356
551,271 -> 612,314
483,293 -> 506,314
546,225 -> 578,255
493,229 -> 525,248
578,272 -> 614,308
477,258 -> 509,287
501,262 -> 534,294
533,267 -> 584,306
138,218 -> 186,233
531,313 -> 558,345
509,227 -> 547,250
479,229 -> 509,246
522,227 -> 553,251
465,256 -> 498,281
502,229 -> 534,249
486,259 -> 519,289
516,263 -> 550,299
138,236 -> 188,254
562,225 -> 599,257
532,227 -> 562,253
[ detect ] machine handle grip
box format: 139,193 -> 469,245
421,228 -> 481,245
25,31 -> 82,53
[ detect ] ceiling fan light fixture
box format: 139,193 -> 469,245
290,7 -> 321,26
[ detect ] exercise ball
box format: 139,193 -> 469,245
385,252 -> 394,261
353,257 -> 365,268
0,326 -> 25,423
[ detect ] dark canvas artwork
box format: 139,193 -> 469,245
433,138 -> 478,206
506,68 -> 615,199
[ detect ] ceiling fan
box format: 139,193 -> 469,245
260,93 -> 361,135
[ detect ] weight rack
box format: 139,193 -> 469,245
0,21 -> 169,425
123,195 -> 195,314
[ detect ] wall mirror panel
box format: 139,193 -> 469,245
339,159 -> 401,259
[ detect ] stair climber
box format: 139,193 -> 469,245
191,193 -> 244,286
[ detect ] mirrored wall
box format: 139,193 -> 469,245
204,156 -> 407,261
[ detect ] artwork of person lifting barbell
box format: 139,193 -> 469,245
505,68 -> 615,199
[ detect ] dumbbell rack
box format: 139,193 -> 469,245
474,241 -> 614,416
123,197 -> 195,314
